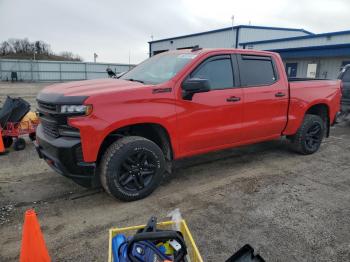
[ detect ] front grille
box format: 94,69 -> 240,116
37,100 -> 65,138
40,117 -> 60,138
37,100 -> 80,139
38,101 -> 58,112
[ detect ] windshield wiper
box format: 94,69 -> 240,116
124,78 -> 144,84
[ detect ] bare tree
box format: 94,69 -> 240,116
73,54 -> 83,61
19,38 -> 33,54
0,38 -> 81,61
0,41 -> 13,55
59,51 -> 83,61
59,51 -> 74,59
8,39 -> 22,53
39,41 -> 51,55
34,41 -> 42,54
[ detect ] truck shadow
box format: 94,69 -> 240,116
164,138 -> 293,185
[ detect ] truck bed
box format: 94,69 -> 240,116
283,78 -> 341,136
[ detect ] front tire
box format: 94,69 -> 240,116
289,114 -> 325,155
100,136 -> 165,201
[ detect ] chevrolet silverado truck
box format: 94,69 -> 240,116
338,64 -> 350,116
35,48 -> 341,201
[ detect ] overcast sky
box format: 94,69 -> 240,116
1,0 -> 349,64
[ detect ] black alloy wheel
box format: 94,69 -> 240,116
118,150 -> 157,192
304,122 -> 323,152
289,114 -> 325,155
100,136 -> 165,201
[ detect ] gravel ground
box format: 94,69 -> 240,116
0,82 -> 350,262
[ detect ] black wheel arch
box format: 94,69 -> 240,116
97,123 -> 173,168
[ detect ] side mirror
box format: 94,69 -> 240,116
182,78 -> 210,100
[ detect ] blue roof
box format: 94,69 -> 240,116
267,43 -> 350,59
149,25 -> 312,44
240,29 -> 350,45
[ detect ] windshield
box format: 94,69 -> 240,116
120,52 -> 197,85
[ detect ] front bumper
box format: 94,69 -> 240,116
35,124 -> 96,182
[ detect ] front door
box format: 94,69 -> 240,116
176,55 -> 244,156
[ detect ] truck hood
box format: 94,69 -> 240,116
41,79 -> 147,97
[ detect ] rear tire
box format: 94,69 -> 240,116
289,114 -> 325,155
14,138 -> 26,151
100,136 -> 165,201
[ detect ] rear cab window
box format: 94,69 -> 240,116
238,55 -> 278,87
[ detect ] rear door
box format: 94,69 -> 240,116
237,54 -> 289,141
177,54 -> 244,155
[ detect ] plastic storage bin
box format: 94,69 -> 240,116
108,220 -> 203,262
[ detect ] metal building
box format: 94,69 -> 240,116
0,59 -> 134,82
149,25 -> 311,55
149,25 -> 350,79
241,30 -> 350,79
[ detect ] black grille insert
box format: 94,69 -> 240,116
38,101 -> 57,112
40,117 -> 59,138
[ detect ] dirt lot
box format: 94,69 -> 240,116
0,82 -> 350,262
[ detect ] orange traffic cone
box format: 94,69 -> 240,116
0,135 -> 7,155
20,209 -> 51,262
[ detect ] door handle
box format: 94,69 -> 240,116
275,92 -> 286,97
226,96 -> 241,102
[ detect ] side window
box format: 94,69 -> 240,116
342,69 -> 350,82
191,57 -> 234,90
239,55 -> 277,86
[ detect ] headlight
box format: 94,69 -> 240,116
60,104 -> 93,115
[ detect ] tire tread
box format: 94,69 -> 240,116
100,136 -> 164,201
290,114 -> 324,155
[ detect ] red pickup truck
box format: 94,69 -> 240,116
35,48 -> 341,201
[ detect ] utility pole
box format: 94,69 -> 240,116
94,53 -> 98,63
231,15 -> 235,47
31,51 -> 36,82
128,50 -> 131,70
